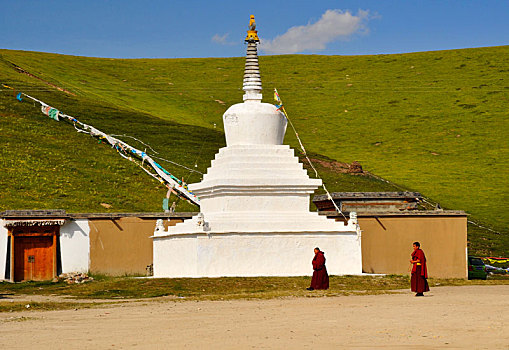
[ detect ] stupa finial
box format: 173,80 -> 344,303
243,15 -> 262,101
245,15 -> 260,42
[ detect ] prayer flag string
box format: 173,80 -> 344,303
482,257 -> 509,265
6,87 -> 200,206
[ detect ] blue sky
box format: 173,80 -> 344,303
1,0 -> 507,58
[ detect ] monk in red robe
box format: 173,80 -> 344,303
410,241 -> 429,296
307,247 -> 329,290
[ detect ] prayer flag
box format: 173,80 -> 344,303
274,88 -> 281,104
41,106 -> 60,121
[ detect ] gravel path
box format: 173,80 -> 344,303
1,285 -> 508,349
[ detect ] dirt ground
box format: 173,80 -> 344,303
1,285 -> 508,349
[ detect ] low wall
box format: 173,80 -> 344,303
358,215 -> 467,278
89,217 -> 183,276
2,211 -> 467,279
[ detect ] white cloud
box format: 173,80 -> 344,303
260,9 -> 370,54
212,33 -> 232,45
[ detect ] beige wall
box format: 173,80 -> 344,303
89,217 -> 183,276
358,216 -> 467,278
86,214 -> 466,278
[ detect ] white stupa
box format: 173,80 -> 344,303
152,16 -> 362,277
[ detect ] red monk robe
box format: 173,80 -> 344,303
310,249 -> 329,290
411,246 -> 430,296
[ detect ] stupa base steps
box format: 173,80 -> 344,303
155,211 -> 359,235
153,229 -> 362,278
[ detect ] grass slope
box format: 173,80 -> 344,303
0,51 -> 396,212
0,47 -> 507,255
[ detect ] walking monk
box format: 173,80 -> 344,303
410,241 -> 430,296
307,247 -> 329,290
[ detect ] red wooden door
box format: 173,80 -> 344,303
13,233 -> 55,282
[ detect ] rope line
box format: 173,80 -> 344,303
151,155 -> 203,175
4,84 -> 200,206
3,82 -> 502,233
274,88 -> 348,222
274,88 -> 502,235
3,88 -> 507,94
110,134 -> 159,154
367,171 -> 503,235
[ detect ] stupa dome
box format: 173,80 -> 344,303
223,102 -> 286,146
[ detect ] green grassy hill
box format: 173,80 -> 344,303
0,46 -> 507,256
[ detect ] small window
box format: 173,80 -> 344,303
469,257 -> 484,266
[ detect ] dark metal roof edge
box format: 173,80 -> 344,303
69,212 -> 197,219
313,191 -> 423,202
1,211 -> 197,220
318,210 -> 468,217
1,209 -> 69,219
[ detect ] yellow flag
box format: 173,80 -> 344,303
274,88 -> 281,103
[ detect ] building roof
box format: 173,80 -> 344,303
1,209 -> 67,218
318,210 -> 467,217
0,210 -> 196,220
69,212 -> 196,219
313,192 -> 422,202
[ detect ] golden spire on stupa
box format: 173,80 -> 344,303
243,15 -> 262,100
245,15 -> 260,42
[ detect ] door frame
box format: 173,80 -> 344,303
9,225 -> 59,282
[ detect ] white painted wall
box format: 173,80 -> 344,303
154,231 -> 362,278
0,220 -> 8,280
60,219 -> 90,273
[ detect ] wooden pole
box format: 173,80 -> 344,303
53,228 -> 58,279
9,231 -> 14,282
